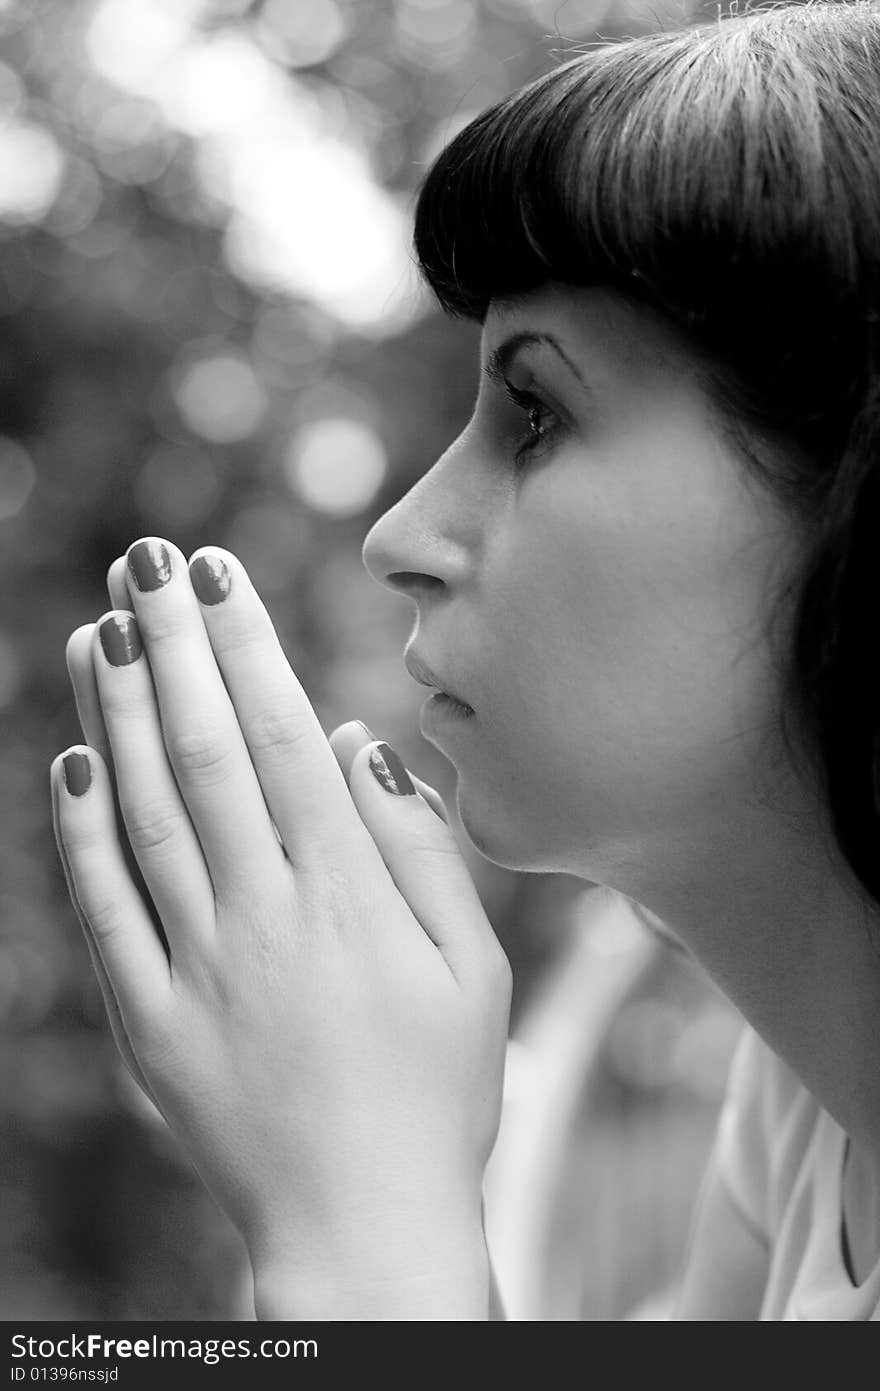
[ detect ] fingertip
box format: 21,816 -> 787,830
49,751 -> 65,801
329,719 -> 379,784
54,743 -> 110,798
328,719 -> 377,744
65,623 -> 96,669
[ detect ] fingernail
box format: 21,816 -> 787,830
189,553 -> 231,606
63,752 -> 91,797
99,614 -> 142,666
369,742 -> 416,796
127,539 -> 172,592
355,720 -> 375,739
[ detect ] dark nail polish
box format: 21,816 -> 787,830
355,720 -> 376,739
99,614 -> 143,666
127,539 -> 172,592
369,742 -> 416,796
189,553 -> 231,605
63,751 -> 91,797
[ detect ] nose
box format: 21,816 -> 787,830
361,439 -> 478,600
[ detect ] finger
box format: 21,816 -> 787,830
91,610 -> 216,947
51,771 -> 157,1104
107,555 -> 130,612
67,623 -> 173,946
67,624 -> 112,765
328,721 -> 448,825
50,745 -> 173,1039
347,740 -> 507,987
121,538 -> 286,891
185,546 -> 370,865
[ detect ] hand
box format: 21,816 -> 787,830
50,537 -> 511,1319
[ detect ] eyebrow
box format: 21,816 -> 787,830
484,331 -> 591,392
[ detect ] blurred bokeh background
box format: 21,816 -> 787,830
0,0 -> 749,1319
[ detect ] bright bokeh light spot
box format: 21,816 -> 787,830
257,0 -> 348,68
172,351 -> 267,443
0,123 -> 65,224
286,418 -> 387,517
134,443 -> 222,525
170,31 -> 295,137
0,436 -> 35,519
86,10 -> 419,333
85,0 -> 195,94
223,137 -> 415,330
0,630 -> 23,709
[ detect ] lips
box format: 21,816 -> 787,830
404,647 -> 474,712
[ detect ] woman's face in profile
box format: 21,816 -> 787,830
362,283 -> 803,880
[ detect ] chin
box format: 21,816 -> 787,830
454,786 -> 563,875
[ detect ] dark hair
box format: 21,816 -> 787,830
413,0 -> 880,911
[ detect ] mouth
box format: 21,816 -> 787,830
404,647 -> 475,717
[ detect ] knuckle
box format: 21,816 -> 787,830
123,796 -> 183,856
81,894 -> 124,948
418,835 -> 462,862
57,813 -> 105,860
167,725 -> 234,781
246,703 -> 310,761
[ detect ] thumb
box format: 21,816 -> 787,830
348,738 -> 508,990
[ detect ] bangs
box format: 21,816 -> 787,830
413,36 -> 704,320
412,7 -> 880,449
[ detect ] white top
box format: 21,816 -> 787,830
716,1026 -> 880,1319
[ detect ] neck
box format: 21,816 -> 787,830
599,775 -> 880,1160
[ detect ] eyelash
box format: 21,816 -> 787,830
503,382 -> 560,467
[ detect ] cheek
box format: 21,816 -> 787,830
465,458 -> 797,857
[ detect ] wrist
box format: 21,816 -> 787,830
252,1234 -> 490,1321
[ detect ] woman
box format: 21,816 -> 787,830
51,1 -> 880,1318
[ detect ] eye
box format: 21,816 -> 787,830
504,382 -> 561,466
